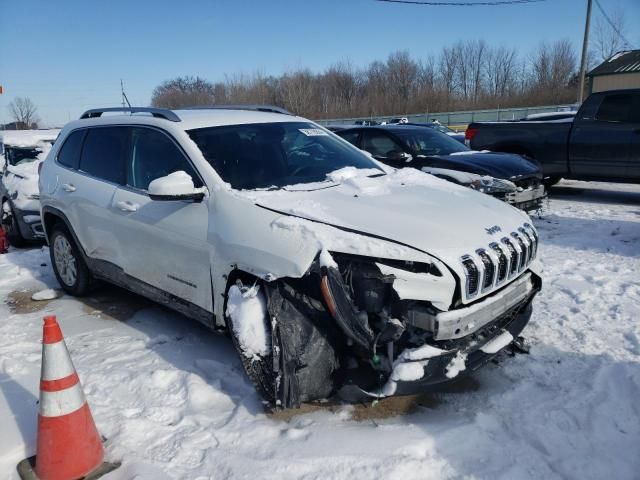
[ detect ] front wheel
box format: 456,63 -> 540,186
225,283 -> 277,404
49,225 -> 91,296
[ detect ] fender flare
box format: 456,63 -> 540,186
41,206 -> 89,262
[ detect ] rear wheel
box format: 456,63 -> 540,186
49,225 -> 91,296
1,201 -> 27,248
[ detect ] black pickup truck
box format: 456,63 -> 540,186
466,89 -> 640,187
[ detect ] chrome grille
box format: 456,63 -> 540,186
501,237 -> 519,276
490,243 -> 508,282
460,223 -> 538,299
476,249 -> 495,290
461,256 -> 479,297
512,232 -> 527,270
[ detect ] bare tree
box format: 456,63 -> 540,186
485,46 -> 518,99
150,37 -> 583,121
151,76 -> 217,108
386,51 -> 419,111
278,69 -> 315,115
529,39 -> 577,103
438,46 -> 459,108
593,4 -> 630,61
8,97 -> 38,129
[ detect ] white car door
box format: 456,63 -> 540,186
109,126 -> 212,312
56,127 -> 128,264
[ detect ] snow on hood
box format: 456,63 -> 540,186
0,129 -> 59,148
242,167 -> 529,258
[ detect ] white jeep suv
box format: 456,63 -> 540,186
39,106 -> 542,407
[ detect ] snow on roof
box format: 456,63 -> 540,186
0,129 -> 60,147
588,49 -> 640,76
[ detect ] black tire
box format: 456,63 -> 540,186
225,279 -> 340,408
49,224 -> 92,296
543,176 -> 562,189
225,285 -> 277,404
1,200 -> 27,248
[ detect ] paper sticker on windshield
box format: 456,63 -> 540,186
299,128 -> 328,137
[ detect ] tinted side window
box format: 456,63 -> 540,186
57,129 -> 86,169
79,127 -> 128,184
595,93 -> 633,122
338,131 -> 360,146
128,127 -> 202,191
361,131 -> 403,157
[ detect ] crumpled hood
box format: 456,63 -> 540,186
249,168 -> 530,257
425,151 -> 541,179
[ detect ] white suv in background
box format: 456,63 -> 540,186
39,106 -> 542,407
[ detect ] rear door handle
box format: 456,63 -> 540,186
62,183 -> 76,192
116,201 -> 138,212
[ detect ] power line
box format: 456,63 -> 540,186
593,0 -> 633,48
376,0 -> 545,6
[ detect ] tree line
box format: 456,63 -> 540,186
152,38 -> 585,119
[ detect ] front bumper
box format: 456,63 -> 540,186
15,208 -> 45,240
504,185 -> 546,212
393,292 -> 534,395
358,273 -> 540,398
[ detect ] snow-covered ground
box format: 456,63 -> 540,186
1,180 -> 639,479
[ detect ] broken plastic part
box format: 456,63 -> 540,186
319,267 -> 375,349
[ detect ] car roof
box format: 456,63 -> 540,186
65,107 -> 308,133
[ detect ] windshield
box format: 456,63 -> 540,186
395,128 -> 468,156
5,147 -> 41,166
430,124 -> 455,134
188,122 -> 382,190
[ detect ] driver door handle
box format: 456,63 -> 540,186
62,183 -> 76,192
116,201 -> 139,212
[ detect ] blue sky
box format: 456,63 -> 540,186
1,0 -> 639,127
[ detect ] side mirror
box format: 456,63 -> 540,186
148,171 -> 206,202
386,151 -> 413,162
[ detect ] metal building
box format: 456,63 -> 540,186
588,50 -> 640,94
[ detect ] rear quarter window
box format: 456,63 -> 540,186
56,129 -> 86,169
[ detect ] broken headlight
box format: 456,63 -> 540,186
468,174 -> 517,194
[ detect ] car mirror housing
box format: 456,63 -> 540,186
148,171 -> 206,202
387,151 -> 412,162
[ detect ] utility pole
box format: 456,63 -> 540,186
577,0 -> 593,104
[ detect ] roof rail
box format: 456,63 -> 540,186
182,105 -> 293,115
79,107 -> 181,122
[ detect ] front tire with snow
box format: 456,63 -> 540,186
226,279 -> 340,408
49,225 -> 91,296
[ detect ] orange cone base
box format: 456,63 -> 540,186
17,457 -> 119,480
36,403 -> 104,480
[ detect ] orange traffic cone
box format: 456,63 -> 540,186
17,316 -> 118,480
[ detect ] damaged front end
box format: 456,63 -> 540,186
264,250 -> 541,408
